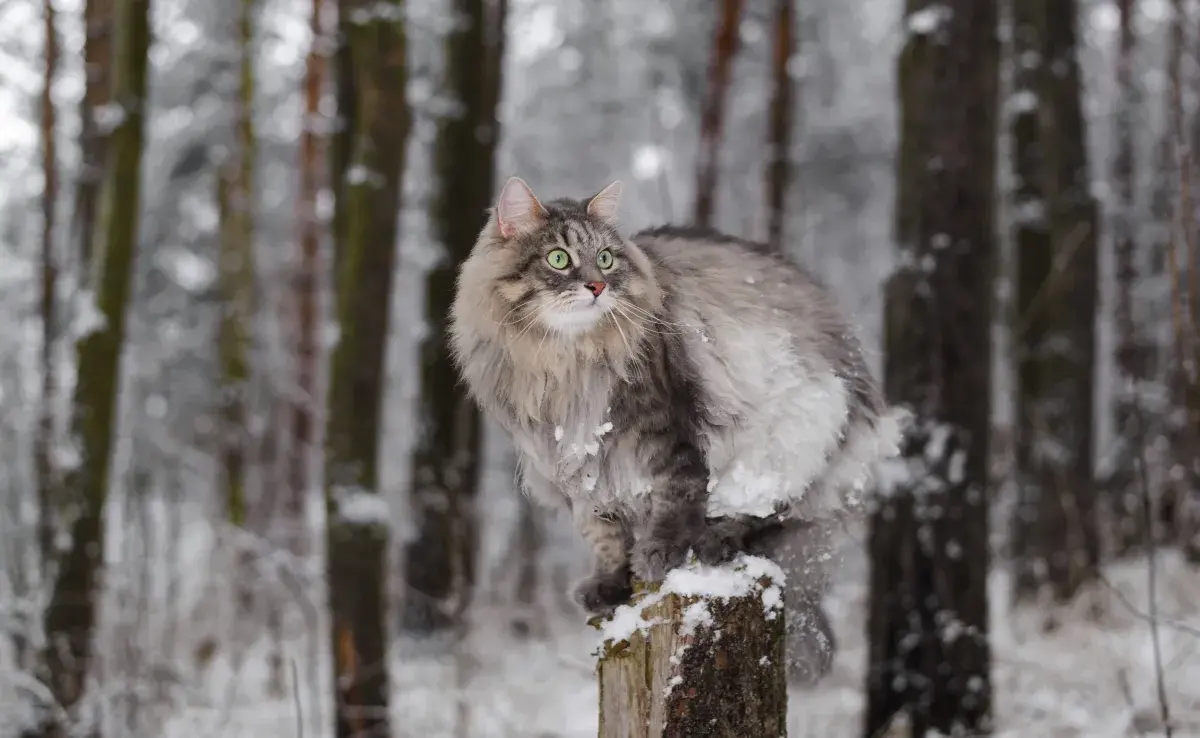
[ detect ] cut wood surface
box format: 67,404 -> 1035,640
595,556 -> 787,738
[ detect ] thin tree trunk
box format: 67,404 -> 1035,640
1109,0 -> 1149,558
1011,0 -> 1100,607
283,0 -> 329,708
508,494 -> 544,637
864,1 -> 998,735
37,0 -> 60,578
1166,0 -> 1200,561
324,0 -> 407,734
216,0 -> 258,532
74,0 -> 114,277
38,0 -> 151,729
1009,0 -> 1052,600
329,0 -> 356,285
596,574 -> 787,737
1184,7 -> 1200,558
290,0 -> 327,572
692,0 -> 743,228
763,0 -> 795,253
400,0 -> 506,634
1160,0 -> 1191,552
215,0 -> 262,691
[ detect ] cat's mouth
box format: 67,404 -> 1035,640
542,295 -> 613,335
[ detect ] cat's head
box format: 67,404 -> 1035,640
455,177 -> 662,345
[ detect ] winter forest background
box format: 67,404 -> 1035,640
0,0 -> 1198,735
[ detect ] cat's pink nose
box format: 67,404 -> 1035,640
585,281 -> 607,296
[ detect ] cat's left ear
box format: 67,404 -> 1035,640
497,176 -> 547,238
586,180 -> 623,223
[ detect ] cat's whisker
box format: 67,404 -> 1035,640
494,301 -> 526,327
611,297 -> 700,329
608,304 -> 635,359
613,301 -> 690,336
511,300 -> 557,342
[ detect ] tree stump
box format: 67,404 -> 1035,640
594,555 -> 788,738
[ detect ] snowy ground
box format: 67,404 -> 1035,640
133,538 -> 1200,738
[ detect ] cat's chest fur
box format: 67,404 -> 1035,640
505,367 -> 654,514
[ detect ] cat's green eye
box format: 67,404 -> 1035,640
596,250 -> 614,270
546,249 -> 571,269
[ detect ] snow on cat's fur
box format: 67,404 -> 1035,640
449,178 -> 905,677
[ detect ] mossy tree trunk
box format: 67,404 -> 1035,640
1010,0 -> 1100,607
216,0 -> 258,533
74,0 -> 114,276
400,0 -> 506,634
864,1 -> 998,735
596,580 -> 787,737
37,0 -> 151,730
215,0 -> 268,689
324,0 -> 407,734
37,0 -> 60,579
329,0 -> 357,286
763,0 -> 795,254
692,0 -> 743,228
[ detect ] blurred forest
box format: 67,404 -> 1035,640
0,0 -> 1198,736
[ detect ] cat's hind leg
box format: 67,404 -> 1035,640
572,506 -> 635,614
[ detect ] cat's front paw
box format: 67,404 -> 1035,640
631,531 -> 692,582
693,518 -> 748,565
573,569 -> 634,614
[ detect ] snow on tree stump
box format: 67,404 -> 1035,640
593,555 -> 788,738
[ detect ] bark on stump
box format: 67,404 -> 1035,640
594,557 -> 787,738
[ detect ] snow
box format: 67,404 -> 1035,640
599,555 -> 786,644
69,288 -> 109,339
157,247 -> 217,293
1007,89 -> 1039,115
92,101 -> 128,134
631,145 -> 667,180
39,530 -> 1189,738
333,487 -> 390,526
907,6 -> 951,35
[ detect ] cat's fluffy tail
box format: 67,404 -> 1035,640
755,405 -> 911,685
747,519 -> 840,685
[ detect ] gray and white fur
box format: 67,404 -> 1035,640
449,178 -> 904,683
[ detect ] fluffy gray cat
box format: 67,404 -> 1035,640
449,177 -> 904,682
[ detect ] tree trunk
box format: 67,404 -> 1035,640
216,0 -> 258,532
329,0 -> 357,286
73,0 -> 114,276
37,0 -> 60,578
692,0 -> 743,228
864,1 -> 998,735
507,494 -> 544,637
1162,0 -> 1194,557
596,564 -> 787,737
324,0 -> 407,734
38,0 -> 151,729
1010,0 -> 1100,607
763,0 -> 795,253
289,0 -> 327,568
1108,0 -> 1151,559
216,0 -> 266,689
1166,0 -> 1200,563
400,0 -> 506,634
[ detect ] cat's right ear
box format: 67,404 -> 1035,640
496,176 -> 546,239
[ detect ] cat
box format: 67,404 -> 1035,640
449,177 -> 905,681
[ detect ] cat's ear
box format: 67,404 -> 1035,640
496,176 -> 546,238
587,180 -> 623,223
